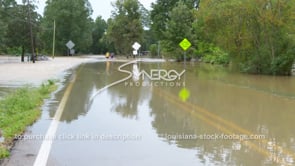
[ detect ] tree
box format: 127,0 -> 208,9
0,5 -> 7,53
91,16 -> 107,54
4,2 -> 40,62
150,0 -> 180,40
41,0 -> 93,55
150,0 -> 198,59
150,0 -> 197,41
195,0 -> 295,75
162,1 -> 196,59
106,0 -> 143,55
0,0 -> 17,53
138,2 -> 150,29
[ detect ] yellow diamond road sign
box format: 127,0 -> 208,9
179,38 -> 191,51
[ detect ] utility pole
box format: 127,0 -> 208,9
52,20 -> 56,59
21,0 -> 26,62
157,41 -> 161,57
27,0 -> 35,63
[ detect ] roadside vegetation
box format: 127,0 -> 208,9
0,0 -> 294,75
0,80 -> 56,159
150,0 -> 295,75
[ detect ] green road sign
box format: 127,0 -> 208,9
179,38 -> 191,51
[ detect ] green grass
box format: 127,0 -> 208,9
0,80 -> 57,159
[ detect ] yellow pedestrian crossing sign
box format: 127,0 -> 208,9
179,38 -> 191,51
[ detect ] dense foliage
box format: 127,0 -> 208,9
0,0 -> 108,55
0,0 -> 39,61
41,0 -> 93,54
0,0 -> 294,75
106,0 -> 144,55
91,16 -> 108,54
195,0 -> 295,75
151,0 -> 198,60
150,0 -> 295,74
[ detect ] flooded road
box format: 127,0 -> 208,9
8,60 -> 295,165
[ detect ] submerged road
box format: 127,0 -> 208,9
3,59 -> 295,166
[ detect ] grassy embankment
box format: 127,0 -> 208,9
0,80 -> 57,158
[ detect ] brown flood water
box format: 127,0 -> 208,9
46,61 -> 295,166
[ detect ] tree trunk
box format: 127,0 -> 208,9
21,45 -> 25,62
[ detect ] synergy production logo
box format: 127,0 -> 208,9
119,60 -> 186,87
90,59 -> 187,101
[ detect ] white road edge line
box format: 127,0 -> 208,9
33,75 -> 76,166
34,59 -> 138,166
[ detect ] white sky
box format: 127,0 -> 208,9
16,0 -> 155,20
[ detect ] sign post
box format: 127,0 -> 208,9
132,42 -> 141,57
178,38 -> 192,102
66,40 -> 75,56
179,38 -> 192,62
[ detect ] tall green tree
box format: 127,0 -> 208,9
0,0 -> 17,53
0,5 -> 6,53
138,2 -> 152,52
162,1 -> 196,59
91,16 -> 107,54
4,2 -> 40,62
41,0 -> 93,54
138,2 -> 150,29
150,0 -> 179,41
106,0 -> 143,55
150,0 -> 197,41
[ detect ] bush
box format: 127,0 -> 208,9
6,47 -> 22,56
149,44 -> 158,57
196,42 -> 230,65
239,43 -> 295,75
270,54 -> 295,75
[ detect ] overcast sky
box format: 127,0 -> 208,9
16,0 -> 155,20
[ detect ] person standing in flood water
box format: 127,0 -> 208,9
110,52 -> 114,59
105,52 -> 110,59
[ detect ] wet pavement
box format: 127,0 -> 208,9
3,60 -> 295,165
